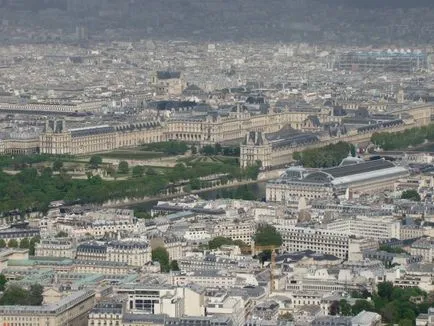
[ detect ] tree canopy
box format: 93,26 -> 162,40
132,165 -> 145,178
19,237 -> 30,249
152,247 -> 170,273
118,161 -> 129,174
208,237 -> 235,249
29,236 -> 41,256
401,189 -> 421,201
52,160 -> 63,171
254,224 -> 282,247
141,141 -> 188,155
0,154 -> 258,215
55,231 -> 68,238
0,274 -> 7,291
170,260 -> 180,271
371,124 -> 434,150
293,142 -> 355,168
333,282 -> 432,323
89,155 -> 103,168
0,284 -> 43,306
7,239 -> 18,248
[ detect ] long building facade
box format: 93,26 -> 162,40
5,103 -> 433,156
266,157 -> 409,203
40,120 -> 165,155
241,104 -> 434,168
37,105 -> 336,155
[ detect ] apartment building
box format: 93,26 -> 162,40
172,270 -> 236,289
276,226 -> 350,259
400,225 -> 426,240
212,220 -> 255,245
325,216 -> 401,240
410,237 -> 434,263
35,237 -> 76,259
0,228 -> 40,244
76,241 -> 151,267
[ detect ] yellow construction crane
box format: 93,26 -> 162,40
249,241 -> 279,293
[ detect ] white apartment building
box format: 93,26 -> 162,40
184,225 -> 212,242
410,237 -> 434,263
106,241 -> 151,267
116,285 -> 206,318
213,221 -> 255,245
325,216 -> 401,240
206,292 -> 245,326
66,220 -> 141,238
400,225 -> 426,240
173,270 -> 237,289
276,226 -> 349,259
35,237 -> 76,259
76,241 -> 152,267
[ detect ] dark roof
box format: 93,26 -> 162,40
71,126 -> 115,138
108,241 -> 149,250
269,133 -> 319,149
323,159 -> 395,178
147,101 -> 197,110
182,84 -> 205,94
115,121 -> 160,132
276,250 -> 340,263
156,71 -> 181,79
77,242 -> 107,253
91,302 -> 123,314
357,119 -> 404,133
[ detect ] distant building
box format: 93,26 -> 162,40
335,50 -> 427,73
151,71 -> 187,96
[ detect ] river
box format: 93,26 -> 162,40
412,142 -> 434,152
128,181 -> 267,212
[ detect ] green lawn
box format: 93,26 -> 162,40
98,151 -> 166,160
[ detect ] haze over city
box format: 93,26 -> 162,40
0,1 -> 432,326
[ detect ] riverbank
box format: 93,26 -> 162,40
103,178 -> 268,210
103,168 -> 282,209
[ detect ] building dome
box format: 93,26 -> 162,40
339,155 -> 364,167
283,166 -> 307,180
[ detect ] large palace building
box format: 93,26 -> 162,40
40,119 -> 165,155
1,102 -> 432,157
240,104 -> 434,168
37,104 -> 337,155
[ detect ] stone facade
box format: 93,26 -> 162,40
240,104 -> 434,168
0,290 -> 95,326
151,71 -> 187,96
35,237 -> 76,259
40,120 -> 165,155
276,226 -> 350,259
